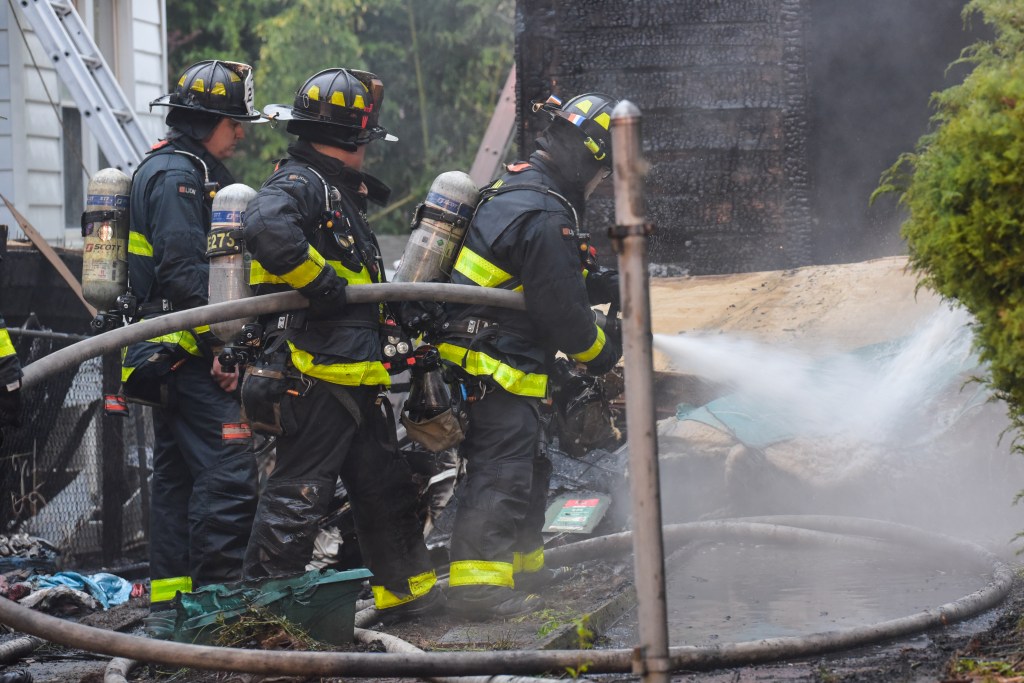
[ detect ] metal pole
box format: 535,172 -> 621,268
101,352 -> 125,564
609,100 -> 670,683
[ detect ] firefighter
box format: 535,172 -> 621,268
434,92 -> 623,619
240,68 -> 442,621
0,313 -> 22,449
123,60 -> 263,606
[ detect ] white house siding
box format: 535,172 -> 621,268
0,0 -> 166,245
9,7 -> 63,244
130,0 -> 166,145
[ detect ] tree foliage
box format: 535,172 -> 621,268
875,0 -> 1024,437
166,0 -> 514,233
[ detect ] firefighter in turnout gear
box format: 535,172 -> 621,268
124,60 -> 264,605
0,313 -> 22,450
240,68 -> 442,621
436,92 -> 623,619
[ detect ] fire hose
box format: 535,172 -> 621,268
20,284 -> 526,390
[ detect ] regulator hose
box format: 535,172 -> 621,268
0,518 -> 1011,678
103,656 -> 140,683
21,283 -> 525,390
0,635 -> 44,665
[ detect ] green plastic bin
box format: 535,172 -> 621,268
167,567 -> 372,646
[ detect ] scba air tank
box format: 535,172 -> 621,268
81,168 -> 131,311
393,171 -> 480,283
206,183 -> 257,344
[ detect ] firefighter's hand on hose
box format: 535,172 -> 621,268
587,268 -> 620,308
305,276 -> 348,320
398,299 -> 445,338
0,382 -> 22,429
211,355 -> 239,393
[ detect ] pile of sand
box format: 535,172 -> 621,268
649,255 -> 945,370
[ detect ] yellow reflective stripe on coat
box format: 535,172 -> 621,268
128,231 -> 154,257
0,329 -> 14,358
437,342 -> 547,397
151,576 -> 192,603
513,547 -> 545,574
449,559 -> 515,588
371,569 -> 438,609
249,257 -> 372,287
248,246 -> 326,288
286,341 -> 390,387
453,247 -> 522,291
568,324 -> 606,364
325,260 -> 373,285
148,330 -> 202,357
120,329 -> 203,382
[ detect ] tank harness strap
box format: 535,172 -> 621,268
457,182 -> 579,294
135,299 -> 174,317
132,146 -> 219,200
265,310 -> 378,335
298,162 -> 386,285
81,209 -> 123,236
172,150 -> 220,200
410,202 -> 473,231
440,317 -> 498,338
477,183 -> 580,230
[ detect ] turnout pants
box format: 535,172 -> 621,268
449,387 -> 552,590
243,381 -> 437,610
149,357 -> 258,602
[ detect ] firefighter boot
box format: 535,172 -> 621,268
447,585 -> 546,621
513,566 -> 574,593
375,585 -> 447,625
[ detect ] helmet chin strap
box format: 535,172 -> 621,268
584,168 -> 606,200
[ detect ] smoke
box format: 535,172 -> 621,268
806,0 -> 984,264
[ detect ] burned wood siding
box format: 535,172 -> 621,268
516,0 -> 976,274
516,0 -> 812,274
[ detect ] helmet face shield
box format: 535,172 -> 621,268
264,68 -> 397,144
151,60 -> 266,122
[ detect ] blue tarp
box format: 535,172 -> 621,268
31,571 -> 133,610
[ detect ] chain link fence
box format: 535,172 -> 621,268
0,320 -> 151,570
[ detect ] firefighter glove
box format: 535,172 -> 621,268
587,268 -> 620,308
305,277 -> 348,320
0,382 -> 22,429
584,333 -> 621,377
398,299 -> 446,338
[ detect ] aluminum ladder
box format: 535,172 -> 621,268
17,0 -> 149,172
